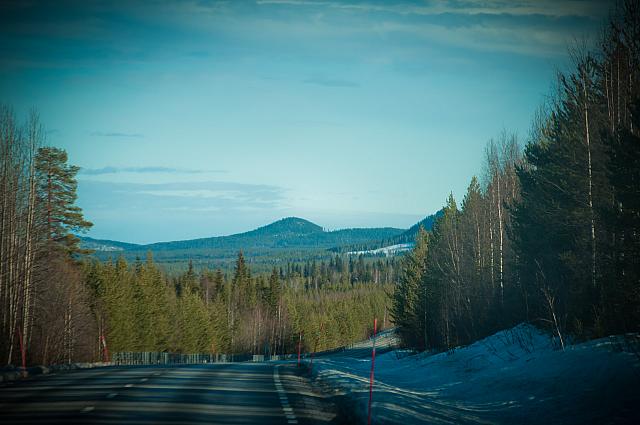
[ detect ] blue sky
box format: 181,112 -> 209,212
0,0 -> 610,243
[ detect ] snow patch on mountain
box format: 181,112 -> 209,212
346,243 -> 414,256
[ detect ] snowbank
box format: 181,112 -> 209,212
310,324 -> 640,424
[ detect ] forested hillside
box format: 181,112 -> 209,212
392,3 -> 640,351
81,217 -> 406,272
329,210 -> 443,253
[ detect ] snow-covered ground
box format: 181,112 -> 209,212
309,325 -> 640,424
347,243 -> 414,257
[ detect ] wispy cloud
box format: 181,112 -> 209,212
78,180 -> 287,211
79,166 -> 224,175
253,0 -> 605,57
0,0 -> 607,74
303,76 -> 359,88
90,131 -> 144,138
256,0 -> 608,19
77,180 -> 288,243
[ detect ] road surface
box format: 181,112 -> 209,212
0,363 -> 338,424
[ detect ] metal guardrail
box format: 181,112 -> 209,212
110,333 -> 398,365
112,352 -> 221,365
111,352 -> 298,365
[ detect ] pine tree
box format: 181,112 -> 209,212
102,257 -> 137,352
176,259 -> 199,297
513,53 -> 611,338
459,176 -> 486,340
35,147 -> 92,256
266,268 -> 281,314
135,252 -> 172,351
608,101 -> 640,332
431,195 -> 463,349
176,290 -> 212,353
228,251 -> 250,353
391,226 -> 429,349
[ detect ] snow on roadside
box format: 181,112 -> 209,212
310,324 -> 640,424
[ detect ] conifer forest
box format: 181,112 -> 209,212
392,3 -> 640,352
1,1 -> 639,372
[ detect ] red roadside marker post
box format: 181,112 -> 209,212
368,318 -> 377,425
100,334 -> 110,363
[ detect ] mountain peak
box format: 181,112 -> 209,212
252,217 -> 323,236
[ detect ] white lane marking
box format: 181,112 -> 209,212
273,366 -> 298,424
81,406 -> 95,413
106,392 -> 118,399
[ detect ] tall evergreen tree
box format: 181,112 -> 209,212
608,102 -> 640,332
391,226 -> 429,349
423,194 -> 463,350
35,147 -> 92,256
459,176 -> 487,340
266,268 -> 281,314
513,53 -> 612,338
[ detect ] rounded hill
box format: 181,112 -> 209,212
248,217 -> 323,237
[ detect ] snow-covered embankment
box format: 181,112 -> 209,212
310,324 -> 640,424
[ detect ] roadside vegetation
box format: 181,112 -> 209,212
392,2 -> 640,351
83,252 -> 394,358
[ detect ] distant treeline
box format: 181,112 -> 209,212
329,210 -> 443,254
81,209 -> 444,273
392,3 -> 640,351
84,252 -> 394,358
84,216 -> 406,272
100,247 -> 340,275
277,255 -> 401,288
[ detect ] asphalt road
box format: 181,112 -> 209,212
0,363 -> 338,424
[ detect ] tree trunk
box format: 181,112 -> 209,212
497,173 -> 504,304
582,69 -> 597,289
